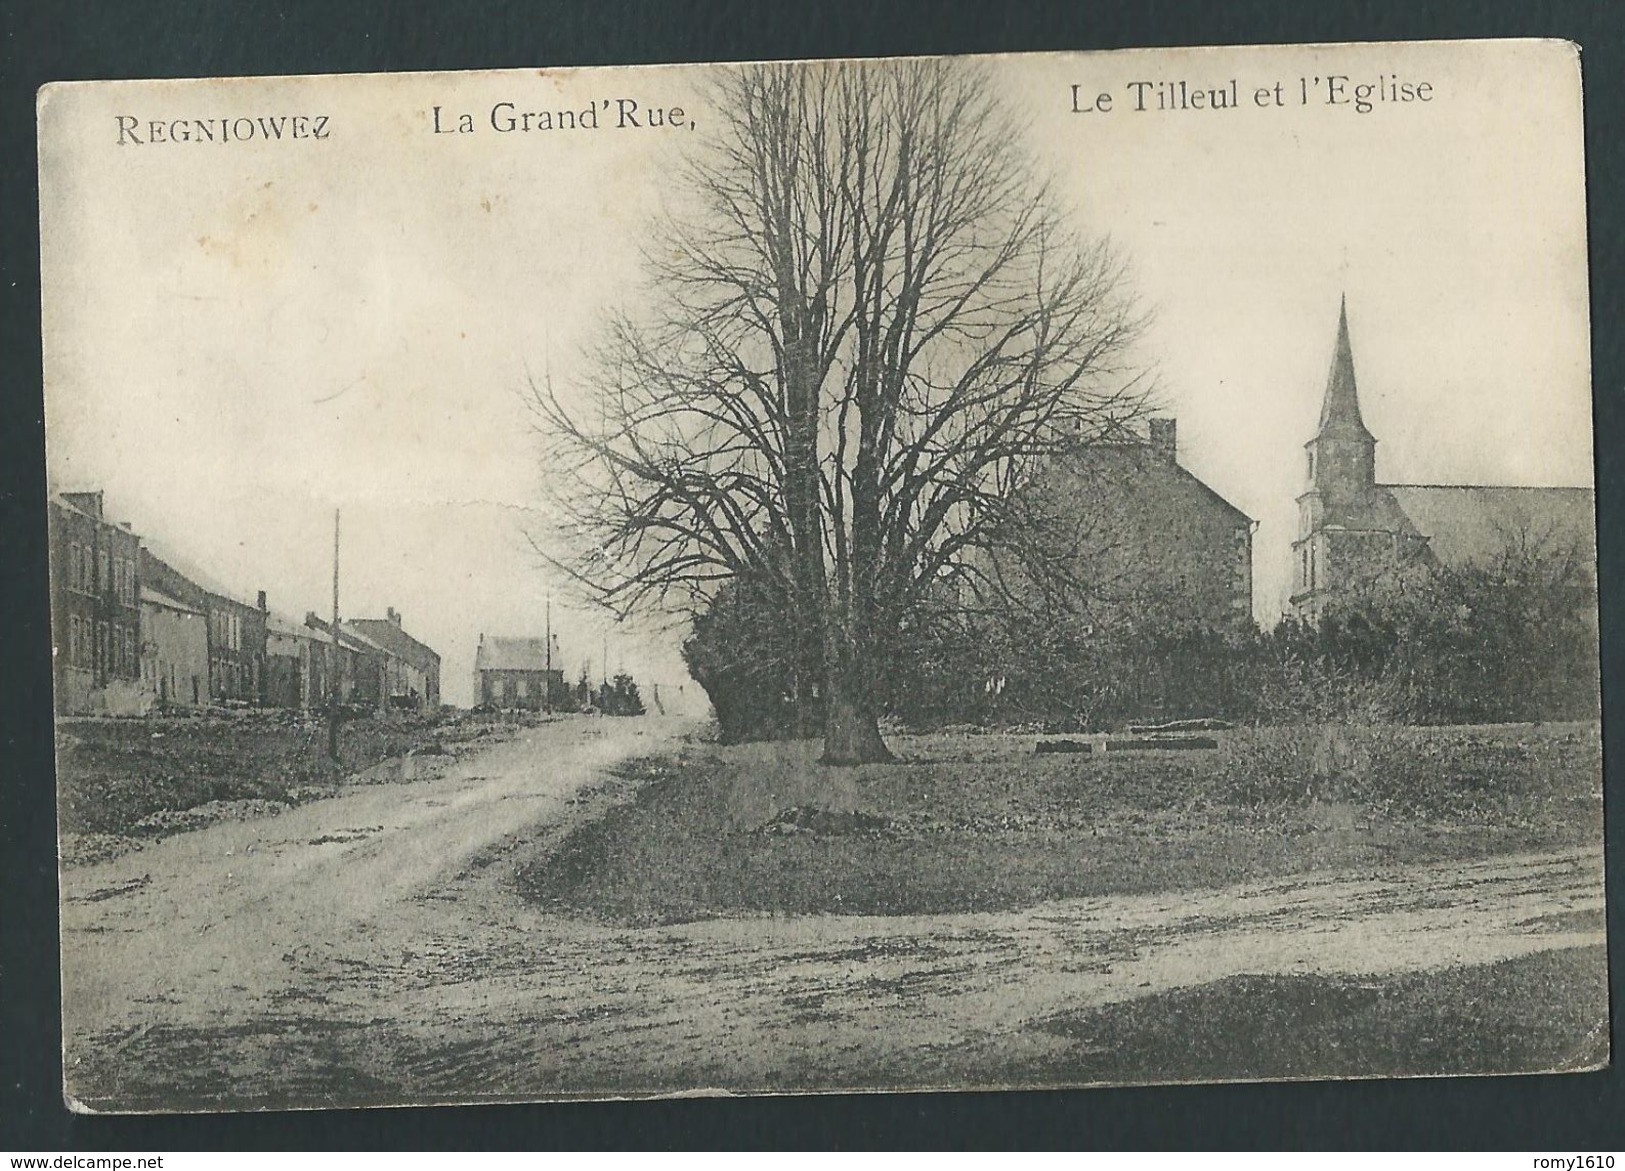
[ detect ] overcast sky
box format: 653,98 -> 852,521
40,40 -> 1591,706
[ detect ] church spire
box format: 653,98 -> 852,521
1316,295 -> 1374,441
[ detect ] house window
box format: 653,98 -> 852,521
68,616 -> 79,665
517,678 -> 529,699
67,543 -> 80,592
124,629 -> 136,674
99,549 -> 110,594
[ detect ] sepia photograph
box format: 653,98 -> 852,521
37,38 -> 1605,1113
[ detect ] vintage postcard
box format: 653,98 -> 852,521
39,39 -> 1605,1112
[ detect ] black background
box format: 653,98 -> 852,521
3,0 -> 1621,1151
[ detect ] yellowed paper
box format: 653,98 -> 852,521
41,40 -> 1604,1112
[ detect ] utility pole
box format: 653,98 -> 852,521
328,508 -> 341,762
544,594 -> 553,714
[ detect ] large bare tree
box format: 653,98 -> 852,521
533,59 -> 1150,764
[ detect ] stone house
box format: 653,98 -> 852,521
265,612 -> 326,710
346,608 -> 442,710
474,634 -> 565,711
50,491 -> 145,714
994,417 -> 1254,635
140,587 -> 209,709
139,545 -> 269,705
303,613 -> 389,712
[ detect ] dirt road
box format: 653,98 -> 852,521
59,717 -> 1607,1110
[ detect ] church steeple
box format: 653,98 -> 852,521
1316,294 -> 1374,441
1304,295 -> 1376,502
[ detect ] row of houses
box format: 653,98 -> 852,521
49,490 -> 441,716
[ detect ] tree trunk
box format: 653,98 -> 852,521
820,658 -> 892,766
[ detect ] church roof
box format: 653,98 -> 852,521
1387,484 -> 1596,568
1317,486 -> 1421,538
1316,297 -> 1376,443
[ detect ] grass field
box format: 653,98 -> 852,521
516,722 -> 1603,924
55,711 -> 513,850
1019,944 -> 1610,1085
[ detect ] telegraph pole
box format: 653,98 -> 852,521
544,594 -> 553,714
327,508 -> 341,762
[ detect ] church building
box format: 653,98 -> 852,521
1290,298 -> 1596,621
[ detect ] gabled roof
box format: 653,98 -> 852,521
340,623 -> 391,656
53,493 -> 102,522
475,635 -> 560,673
1052,440 -> 1253,525
347,618 -> 440,670
140,586 -> 200,615
1387,484 -> 1597,568
140,539 -> 259,610
53,492 -> 138,532
1315,296 -> 1376,444
266,611 -> 322,640
305,614 -> 386,656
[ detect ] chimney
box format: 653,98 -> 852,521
1148,417 -> 1177,463
387,606 -> 401,627
305,610 -> 320,629
257,590 -> 268,612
